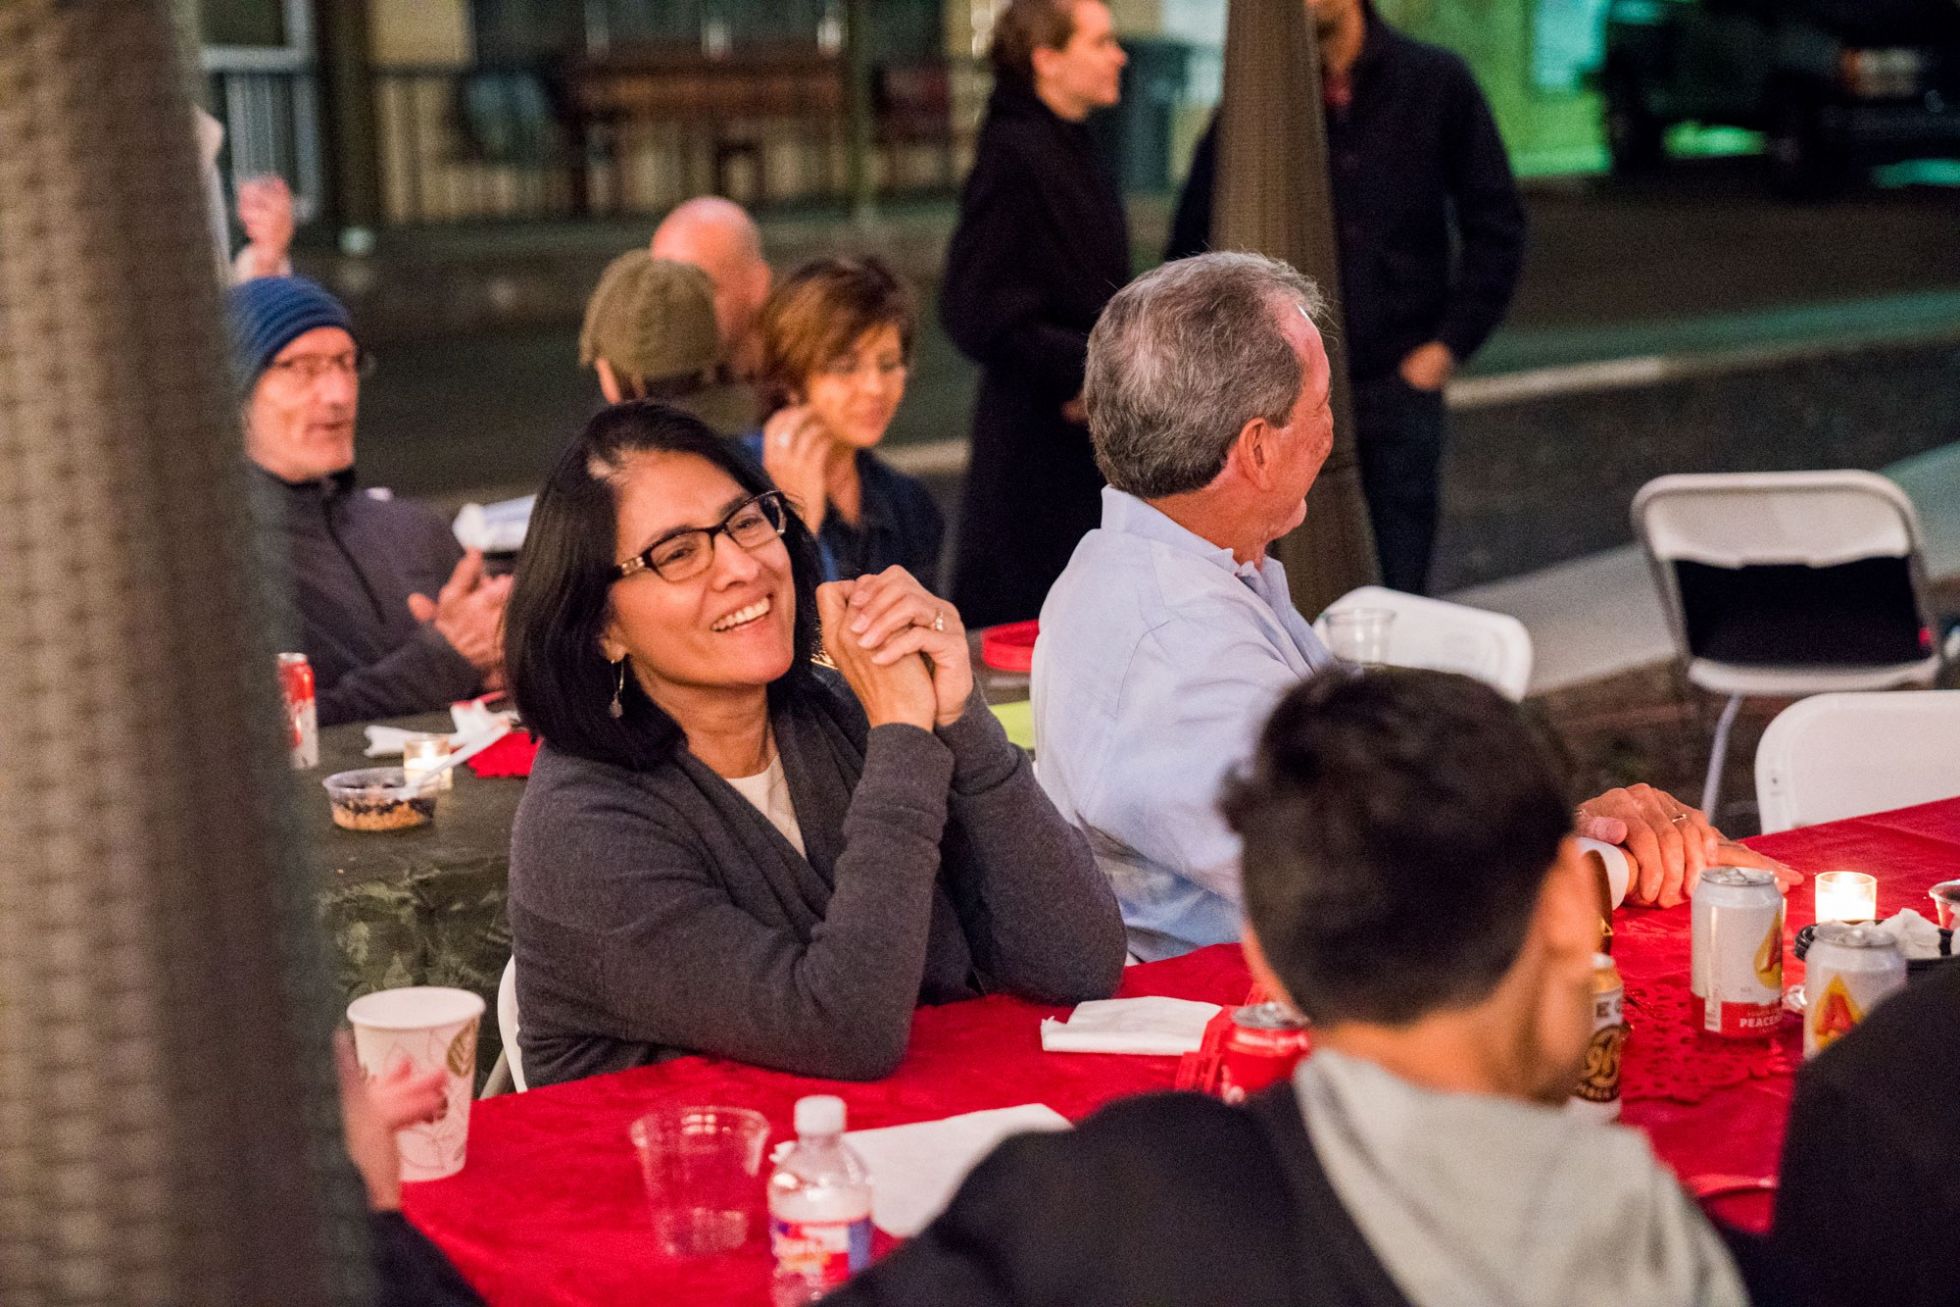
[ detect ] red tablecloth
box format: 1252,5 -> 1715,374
402,798 -> 1960,1306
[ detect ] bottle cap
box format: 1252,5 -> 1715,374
794,1094 -> 846,1137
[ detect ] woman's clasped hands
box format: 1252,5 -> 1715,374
817,566 -> 970,732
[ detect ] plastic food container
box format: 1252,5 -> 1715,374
323,767 -> 438,832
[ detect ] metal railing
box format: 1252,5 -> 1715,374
369,56 -> 989,225
208,45 -> 1202,229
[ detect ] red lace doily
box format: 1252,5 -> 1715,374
1620,971 -> 1802,1105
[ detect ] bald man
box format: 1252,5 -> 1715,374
650,196 -> 773,378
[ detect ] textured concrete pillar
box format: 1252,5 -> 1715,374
0,2 -> 369,1303
1213,0 -> 1379,616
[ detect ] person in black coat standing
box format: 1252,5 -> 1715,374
1167,0 -> 1526,593
940,0 -> 1131,628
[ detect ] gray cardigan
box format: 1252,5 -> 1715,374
508,674 -> 1126,1086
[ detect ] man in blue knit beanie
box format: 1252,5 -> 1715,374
230,277 -> 508,726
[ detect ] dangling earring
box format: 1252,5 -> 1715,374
609,658 -> 627,719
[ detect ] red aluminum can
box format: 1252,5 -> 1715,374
1216,1002 -> 1312,1103
278,652 -> 318,770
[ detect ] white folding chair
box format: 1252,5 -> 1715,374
1315,585 -> 1534,701
1633,471 -> 1941,818
480,955 -> 527,1098
1755,691 -> 1960,833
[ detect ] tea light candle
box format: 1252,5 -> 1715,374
1814,871 -> 1877,924
401,734 -> 454,793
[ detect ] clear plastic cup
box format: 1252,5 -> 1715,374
630,1105 -> 772,1257
1324,608 -> 1396,666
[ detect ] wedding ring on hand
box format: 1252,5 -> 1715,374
930,609 -> 946,633
1669,812 -> 1690,824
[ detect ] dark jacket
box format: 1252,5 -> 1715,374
1763,962 -> 1960,1307
825,1086 -> 1416,1307
251,467 -> 479,727
941,78 -> 1132,628
372,1212 -> 483,1307
507,675 -> 1126,1087
738,433 -> 945,588
1167,11 -> 1526,382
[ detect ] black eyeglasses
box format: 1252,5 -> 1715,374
614,491 -> 790,583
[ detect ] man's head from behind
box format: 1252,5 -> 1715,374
580,252 -> 721,405
650,196 -> 771,361
228,276 -> 361,483
1222,668 -> 1602,1103
1085,252 -> 1335,560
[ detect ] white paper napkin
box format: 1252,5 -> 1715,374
838,1105 -> 1069,1237
1874,907 -> 1946,961
1038,996 -> 1222,1056
363,702 -> 518,759
452,494 -> 535,554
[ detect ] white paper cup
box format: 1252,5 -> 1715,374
346,986 -> 486,1182
1576,837 -> 1631,910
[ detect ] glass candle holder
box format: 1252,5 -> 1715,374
401,733 -> 454,793
1814,871 -> 1877,924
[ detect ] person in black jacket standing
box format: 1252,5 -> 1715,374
1167,0 -> 1526,593
940,0 -> 1131,627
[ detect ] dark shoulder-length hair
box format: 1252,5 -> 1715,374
504,400 -> 823,770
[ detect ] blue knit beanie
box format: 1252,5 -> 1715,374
225,276 -> 355,394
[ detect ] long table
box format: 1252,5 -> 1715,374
400,798 -> 1960,1305
304,713 -> 522,1080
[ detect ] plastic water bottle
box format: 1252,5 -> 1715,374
769,1095 -> 873,1305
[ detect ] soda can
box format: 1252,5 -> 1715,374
1690,866 -> 1784,1039
1803,922 -> 1907,1058
1572,952 -> 1628,1119
278,652 -> 319,770
1217,1002 -> 1312,1104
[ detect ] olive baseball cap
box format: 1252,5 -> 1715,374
578,253 -> 720,386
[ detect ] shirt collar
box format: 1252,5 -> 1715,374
1099,487 -> 1258,577
251,462 -> 358,499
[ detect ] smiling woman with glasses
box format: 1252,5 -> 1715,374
501,400 -> 1123,1087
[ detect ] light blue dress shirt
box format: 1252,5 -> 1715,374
1033,488 -> 1337,961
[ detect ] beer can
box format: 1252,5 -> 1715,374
1217,1002 -> 1312,1104
278,652 -> 319,770
1690,866 -> 1784,1039
1803,922 -> 1907,1059
1572,952 -> 1628,1119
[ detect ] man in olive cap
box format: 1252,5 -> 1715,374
580,252 -> 756,435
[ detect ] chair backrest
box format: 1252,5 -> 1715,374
1755,690 -> 1960,833
1632,471 -> 1933,668
499,955 -> 527,1093
1315,586 -> 1534,700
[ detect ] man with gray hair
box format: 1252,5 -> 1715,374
1034,252 -> 1779,961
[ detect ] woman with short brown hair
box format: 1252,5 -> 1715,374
745,255 -> 945,587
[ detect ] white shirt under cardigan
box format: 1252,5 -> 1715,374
1032,488 -> 1338,961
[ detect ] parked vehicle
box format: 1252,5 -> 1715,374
1600,0 -> 1960,195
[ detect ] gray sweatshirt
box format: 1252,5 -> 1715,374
509,676 -> 1127,1086
1296,1049 -> 1751,1307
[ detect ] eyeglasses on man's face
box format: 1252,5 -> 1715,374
265,349 -> 377,386
614,490 -> 790,583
